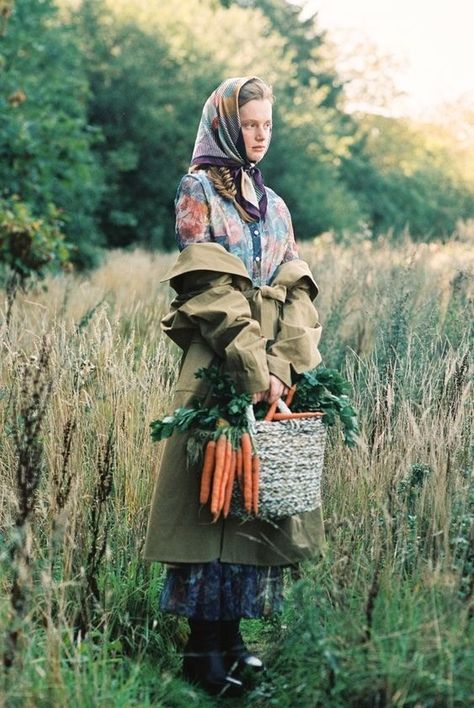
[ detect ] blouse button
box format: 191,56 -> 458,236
253,229 -> 259,235
255,256 -> 261,263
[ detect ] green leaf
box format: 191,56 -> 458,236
292,366 -> 359,447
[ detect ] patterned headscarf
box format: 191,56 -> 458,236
191,76 -> 269,221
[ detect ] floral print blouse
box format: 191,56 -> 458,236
175,170 -> 299,286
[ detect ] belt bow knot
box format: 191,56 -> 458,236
250,283 -> 287,338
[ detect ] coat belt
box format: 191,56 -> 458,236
246,283 -> 287,338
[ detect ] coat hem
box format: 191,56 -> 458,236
142,547 -> 324,567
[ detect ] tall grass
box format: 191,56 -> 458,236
0,236 -> 472,706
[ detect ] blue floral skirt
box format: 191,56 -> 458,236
160,560 -> 284,621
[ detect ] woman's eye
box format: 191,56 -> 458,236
243,123 -> 272,129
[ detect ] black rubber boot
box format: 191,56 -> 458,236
220,619 -> 265,679
182,619 -> 244,697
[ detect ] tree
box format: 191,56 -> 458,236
254,1 -> 364,235
0,0 -> 104,270
341,114 -> 474,239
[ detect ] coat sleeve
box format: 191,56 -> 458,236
163,270 -> 270,394
170,181 -> 270,393
266,268 -> 322,388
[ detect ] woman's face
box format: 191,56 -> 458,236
239,98 -> 273,164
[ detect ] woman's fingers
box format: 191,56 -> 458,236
268,374 -> 286,404
252,377 -> 290,405
252,390 -> 266,404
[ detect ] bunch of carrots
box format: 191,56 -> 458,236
199,431 -> 259,521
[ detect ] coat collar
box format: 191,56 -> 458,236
161,243 -> 251,292
162,242 -> 318,300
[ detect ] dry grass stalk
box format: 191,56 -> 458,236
75,425 -> 115,639
3,335 -> 52,670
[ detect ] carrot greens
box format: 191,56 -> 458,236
149,366 -> 251,443
150,364 -> 359,448
292,366 -> 359,447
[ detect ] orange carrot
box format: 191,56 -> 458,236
218,439 -> 233,513
211,434 -> 227,516
241,432 -> 253,513
285,384 -> 297,407
252,455 -> 260,515
264,400 -> 278,422
223,449 -> 237,518
272,411 -> 323,421
199,440 -> 216,505
236,446 -> 243,491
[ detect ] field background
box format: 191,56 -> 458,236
0,233 -> 473,707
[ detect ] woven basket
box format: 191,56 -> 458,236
230,411 -> 326,521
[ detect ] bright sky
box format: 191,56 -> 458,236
299,0 -> 474,117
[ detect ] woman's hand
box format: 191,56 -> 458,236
252,375 -> 289,405
268,374 -> 289,403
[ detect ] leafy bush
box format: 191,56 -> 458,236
0,196 -> 69,283
0,0 -> 104,269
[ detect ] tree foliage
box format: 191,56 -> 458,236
1,0 -> 473,272
73,0 -> 225,250
0,0 -> 104,272
0,196 -> 69,284
342,115 -> 474,239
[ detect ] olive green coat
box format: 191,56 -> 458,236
144,243 -> 325,566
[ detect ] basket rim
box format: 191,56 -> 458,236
255,414 -> 325,425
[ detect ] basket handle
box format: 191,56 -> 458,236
263,388 -> 323,422
263,397 -> 292,421
261,383 -> 296,421
245,397 -> 291,431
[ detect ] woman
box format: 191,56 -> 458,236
144,76 -> 324,697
